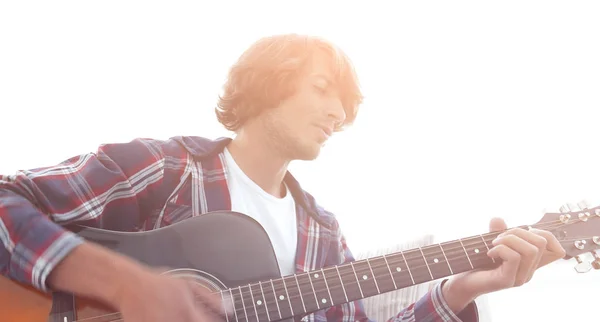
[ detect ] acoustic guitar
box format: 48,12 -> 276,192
1,203 -> 599,322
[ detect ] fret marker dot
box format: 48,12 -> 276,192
396,267 -> 401,272
362,275 -> 368,280
433,258 -> 439,263
279,295 -> 285,300
257,300 -> 262,305
474,249 -> 480,254
322,298 -> 327,303
314,273 -> 319,278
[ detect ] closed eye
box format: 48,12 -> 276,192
313,84 -> 329,94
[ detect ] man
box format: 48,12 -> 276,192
0,34 -> 565,321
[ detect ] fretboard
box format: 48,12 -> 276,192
221,230 -> 505,322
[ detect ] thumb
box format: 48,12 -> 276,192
188,282 -> 232,315
489,217 -> 508,232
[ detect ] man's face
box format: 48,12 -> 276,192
259,55 -> 347,161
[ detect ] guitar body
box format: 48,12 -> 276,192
0,211 -> 291,322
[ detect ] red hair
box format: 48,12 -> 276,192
215,34 -> 363,132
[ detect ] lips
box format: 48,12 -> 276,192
317,124 -> 333,138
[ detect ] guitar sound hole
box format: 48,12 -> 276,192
161,268 -> 226,293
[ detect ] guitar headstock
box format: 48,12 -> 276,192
535,200 -> 600,274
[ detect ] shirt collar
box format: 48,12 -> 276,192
171,135 -> 330,228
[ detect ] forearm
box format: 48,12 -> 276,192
1,137 -> 172,290
47,241 -> 150,308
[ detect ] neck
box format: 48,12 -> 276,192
218,229 -> 506,322
227,130 -> 290,198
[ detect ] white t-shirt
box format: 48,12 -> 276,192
222,148 -> 298,276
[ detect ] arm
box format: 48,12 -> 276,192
324,222 -> 479,322
0,138 -> 185,296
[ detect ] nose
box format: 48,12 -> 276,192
326,98 -> 346,125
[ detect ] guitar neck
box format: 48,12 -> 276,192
223,229 -> 511,321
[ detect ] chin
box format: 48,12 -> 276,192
293,144 -> 322,161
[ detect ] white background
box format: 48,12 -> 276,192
1,1 -> 599,321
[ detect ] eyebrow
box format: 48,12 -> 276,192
312,74 -> 333,84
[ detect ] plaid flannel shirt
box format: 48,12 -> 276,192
0,136 -> 478,321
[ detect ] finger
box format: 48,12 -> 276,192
195,305 -> 226,322
528,228 -> 567,266
491,234 -> 539,285
499,228 -> 548,253
497,228 -> 547,282
486,244 -> 520,288
189,283 -> 231,316
489,217 -> 508,232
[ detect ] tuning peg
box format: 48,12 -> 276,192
578,200 -> 591,210
574,255 -> 592,273
559,204 -> 573,223
568,202 -> 580,211
591,251 -> 600,270
560,202 -> 579,213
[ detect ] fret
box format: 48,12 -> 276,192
382,254 -> 398,289
350,260 -> 379,297
442,241 -> 474,274
281,277 -> 294,315
350,262 -> 365,298
402,249 -> 432,284
295,273 -> 320,313
290,275 -> 306,314
323,267 -> 347,305
319,268 -> 335,305
365,259 -> 381,294
281,277 -> 295,316
306,272 -> 322,309
336,262 -> 363,301
268,279 -> 282,320
270,278 -> 293,319
438,243 -> 454,275
219,291 -> 230,322
462,236 -> 495,268
247,283 -> 263,321
227,288 -> 239,322
458,239 -> 475,269
257,281 -> 271,321
367,257 -> 396,293
479,234 -> 495,263
238,286 -> 250,322
418,247 -> 434,280
306,270 -> 333,308
420,245 -> 452,279
398,251 -> 415,285
310,269 -> 333,308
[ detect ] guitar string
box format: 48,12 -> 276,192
217,219 -> 579,320
78,236 -> 593,322
221,218 -> 581,312
72,219 -> 586,322
214,219 -> 590,320
70,217 -> 593,322
70,218 -> 582,322
71,229 -> 507,322
71,228 -> 511,322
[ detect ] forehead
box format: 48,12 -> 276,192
303,50 -> 338,83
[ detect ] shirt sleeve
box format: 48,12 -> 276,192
0,138 -> 179,292
324,220 -> 479,322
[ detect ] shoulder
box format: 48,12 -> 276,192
97,135 -> 229,161
96,136 -> 187,157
